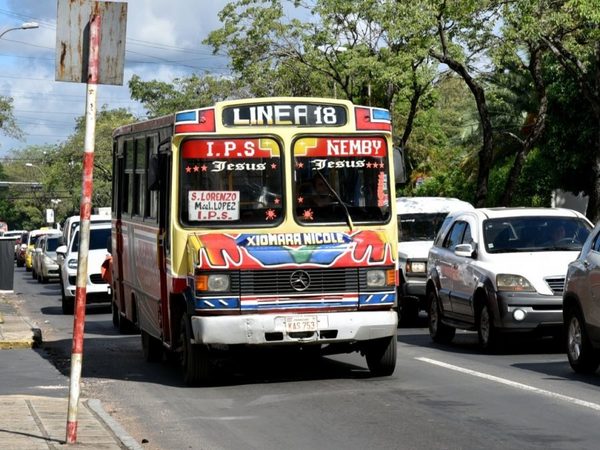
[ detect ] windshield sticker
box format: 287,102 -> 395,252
294,137 -> 386,157
182,138 -> 280,159
188,190 -> 240,221
377,171 -> 388,207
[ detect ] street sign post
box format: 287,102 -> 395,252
55,0 -> 127,445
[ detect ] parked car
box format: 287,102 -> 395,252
60,213 -> 111,248
426,207 -> 593,351
1,230 -> 26,260
563,221 -> 600,373
16,231 -> 29,267
396,197 -> 474,325
24,228 -> 55,272
32,233 -> 63,283
57,223 -> 112,314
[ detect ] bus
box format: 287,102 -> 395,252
111,97 -> 401,384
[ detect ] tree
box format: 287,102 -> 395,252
0,95 -> 22,143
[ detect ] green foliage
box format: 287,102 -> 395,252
0,95 -> 22,141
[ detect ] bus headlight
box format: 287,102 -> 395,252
366,270 -> 386,287
196,274 -> 230,292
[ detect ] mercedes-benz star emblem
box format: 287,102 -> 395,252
290,270 -> 311,291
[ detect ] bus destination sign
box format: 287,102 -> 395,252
222,103 -> 347,127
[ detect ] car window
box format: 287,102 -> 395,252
462,223 -> 473,245
593,230 -> 600,253
484,216 -> 591,253
398,213 -> 449,242
444,221 -> 467,250
71,228 -> 111,252
46,237 -> 60,252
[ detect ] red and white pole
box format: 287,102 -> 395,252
66,12 -> 100,445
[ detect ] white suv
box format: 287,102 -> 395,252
396,197 -> 473,325
426,207 -> 592,350
56,223 -> 112,314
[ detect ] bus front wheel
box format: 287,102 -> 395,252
180,315 -> 213,386
365,335 -> 397,377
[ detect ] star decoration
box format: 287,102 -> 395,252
302,209 -> 314,220
271,163 -> 277,169
185,166 -> 192,173
366,162 -> 372,168
274,198 -> 281,205
193,165 -> 200,172
296,162 -> 304,169
265,209 -> 277,220
201,164 -> 208,172
379,162 -> 385,169
297,196 -> 304,204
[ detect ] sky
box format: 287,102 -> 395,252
0,0 -> 232,158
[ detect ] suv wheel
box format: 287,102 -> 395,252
477,302 -> 499,352
428,290 -> 455,344
565,306 -> 600,374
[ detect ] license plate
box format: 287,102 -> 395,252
285,315 -> 318,333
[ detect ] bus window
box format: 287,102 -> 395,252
294,136 -> 391,224
179,137 -> 283,226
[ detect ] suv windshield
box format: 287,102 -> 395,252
179,138 -> 283,226
484,216 -> 592,253
71,228 -> 111,252
293,136 -> 391,224
46,236 -> 60,252
399,213 -> 449,241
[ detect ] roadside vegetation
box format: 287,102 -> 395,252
0,0 -> 598,229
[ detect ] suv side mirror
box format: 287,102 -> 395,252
455,243 -> 476,258
393,147 -> 406,186
56,245 -> 67,256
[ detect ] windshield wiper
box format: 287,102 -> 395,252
315,171 -> 354,231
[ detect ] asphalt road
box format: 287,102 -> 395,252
9,265 -> 600,450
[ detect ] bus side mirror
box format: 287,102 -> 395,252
148,154 -> 161,191
393,147 -> 406,186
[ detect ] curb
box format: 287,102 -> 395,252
87,399 -> 144,450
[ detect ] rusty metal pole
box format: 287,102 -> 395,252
66,12 -> 100,445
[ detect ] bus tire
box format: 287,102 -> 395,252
180,315 -> 212,386
141,329 -> 163,362
365,335 -> 397,377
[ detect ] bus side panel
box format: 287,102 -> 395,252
129,223 -> 162,338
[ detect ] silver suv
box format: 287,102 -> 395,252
563,221 -> 600,373
426,208 -> 592,351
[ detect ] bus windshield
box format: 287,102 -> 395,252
179,137 -> 283,227
294,136 -> 391,224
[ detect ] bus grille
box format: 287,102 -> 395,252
240,268 -> 359,295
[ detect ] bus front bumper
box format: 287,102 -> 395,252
190,310 -> 398,345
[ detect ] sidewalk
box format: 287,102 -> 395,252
0,293 -> 142,449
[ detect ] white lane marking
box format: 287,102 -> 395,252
35,385 -> 68,390
416,357 -> 600,412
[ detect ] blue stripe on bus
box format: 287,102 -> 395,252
176,111 -> 197,122
358,292 -> 394,305
195,297 -> 240,309
372,108 -> 390,121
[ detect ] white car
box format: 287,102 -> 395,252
396,197 -> 473,325
32,233 -> 62,283
426,207 -> 593,351
56,223 -> 112,314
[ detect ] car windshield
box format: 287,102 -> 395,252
71,228 -> 111,252
46,237 -> 60,252
399,213 -> 449,241
484,216 -> 592,253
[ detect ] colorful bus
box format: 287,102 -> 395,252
111,97 -> 401,384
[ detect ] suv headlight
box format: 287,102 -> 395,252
406,261 -> 427,273
67,259 -> 78,269
496,274 -> 535,292
196,274 -> 230,292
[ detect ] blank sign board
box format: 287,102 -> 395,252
55,0 -> 127,85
